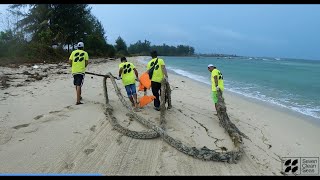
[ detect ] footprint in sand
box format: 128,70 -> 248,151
167,128 -> 175,133
142,112 -> 149,115
90,125 -> 96,132
84,144 -> 98,155
116,135 -> 123,145
40,116 -> 57,123
161,146 -> 168,153
37,113 -> 68,124
64,162 -> 75,170
23,126 -> 39,134
49,110 -> 61,114
12,123 -> 30,130
162,149 -> 175,159
65,105 -> 73,110
93,101 -> 102,105
0,128 -> 13,145
34,114 -> 44,120
57,114 -> 69,118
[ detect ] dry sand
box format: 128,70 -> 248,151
0,57 -> 319,175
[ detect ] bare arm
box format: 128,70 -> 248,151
214,76 -> 218,87
69,52 -> 73,66
134,68 -> 139,79
162,65 -> 168,78
118,68 -> 123,77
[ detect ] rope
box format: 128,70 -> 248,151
86,71 -> 247,163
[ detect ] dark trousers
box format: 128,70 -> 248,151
151,81 -> 161,108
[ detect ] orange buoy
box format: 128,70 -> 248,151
138,72 -> 151,91
139,95 -> 156,107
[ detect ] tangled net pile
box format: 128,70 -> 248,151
87,72 -> 248,163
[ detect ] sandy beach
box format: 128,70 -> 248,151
0,56 -> 319,175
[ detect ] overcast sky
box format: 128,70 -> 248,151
1,4 -> 320,60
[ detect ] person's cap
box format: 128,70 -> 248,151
208,64 -> 214,68
77,42 -> 84,48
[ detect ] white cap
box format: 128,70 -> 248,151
77,42 -> 84,48
208,64 -> 214,68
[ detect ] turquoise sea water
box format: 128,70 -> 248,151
139,56 -> 320,120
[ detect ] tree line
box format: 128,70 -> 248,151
0,4 -> 195,65
114,38 -> 195,57
128,39 -> 195,56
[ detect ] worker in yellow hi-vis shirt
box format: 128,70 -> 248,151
117,57 -> 140,111
147,50 -> 168,111
69,42 -> 89,105
207,64 -> 224,115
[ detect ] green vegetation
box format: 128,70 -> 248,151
0,4 -> 115,65
128,40 -> 195,56
115,36 -> 129,57
0,4 -> 196,66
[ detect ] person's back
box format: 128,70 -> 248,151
70,49 -> 89,75
147,57 -> 165,83
119,61 -> 136,86
211,68 -> 224,92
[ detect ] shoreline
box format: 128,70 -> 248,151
224,90 -> 320,127
154,58 -> 320,125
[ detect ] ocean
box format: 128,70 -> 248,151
138,56 -> 320,120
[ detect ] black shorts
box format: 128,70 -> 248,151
73,74 -> 84,86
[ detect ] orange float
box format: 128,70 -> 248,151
138,72 -> 151,91
139,95 -> 156,107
